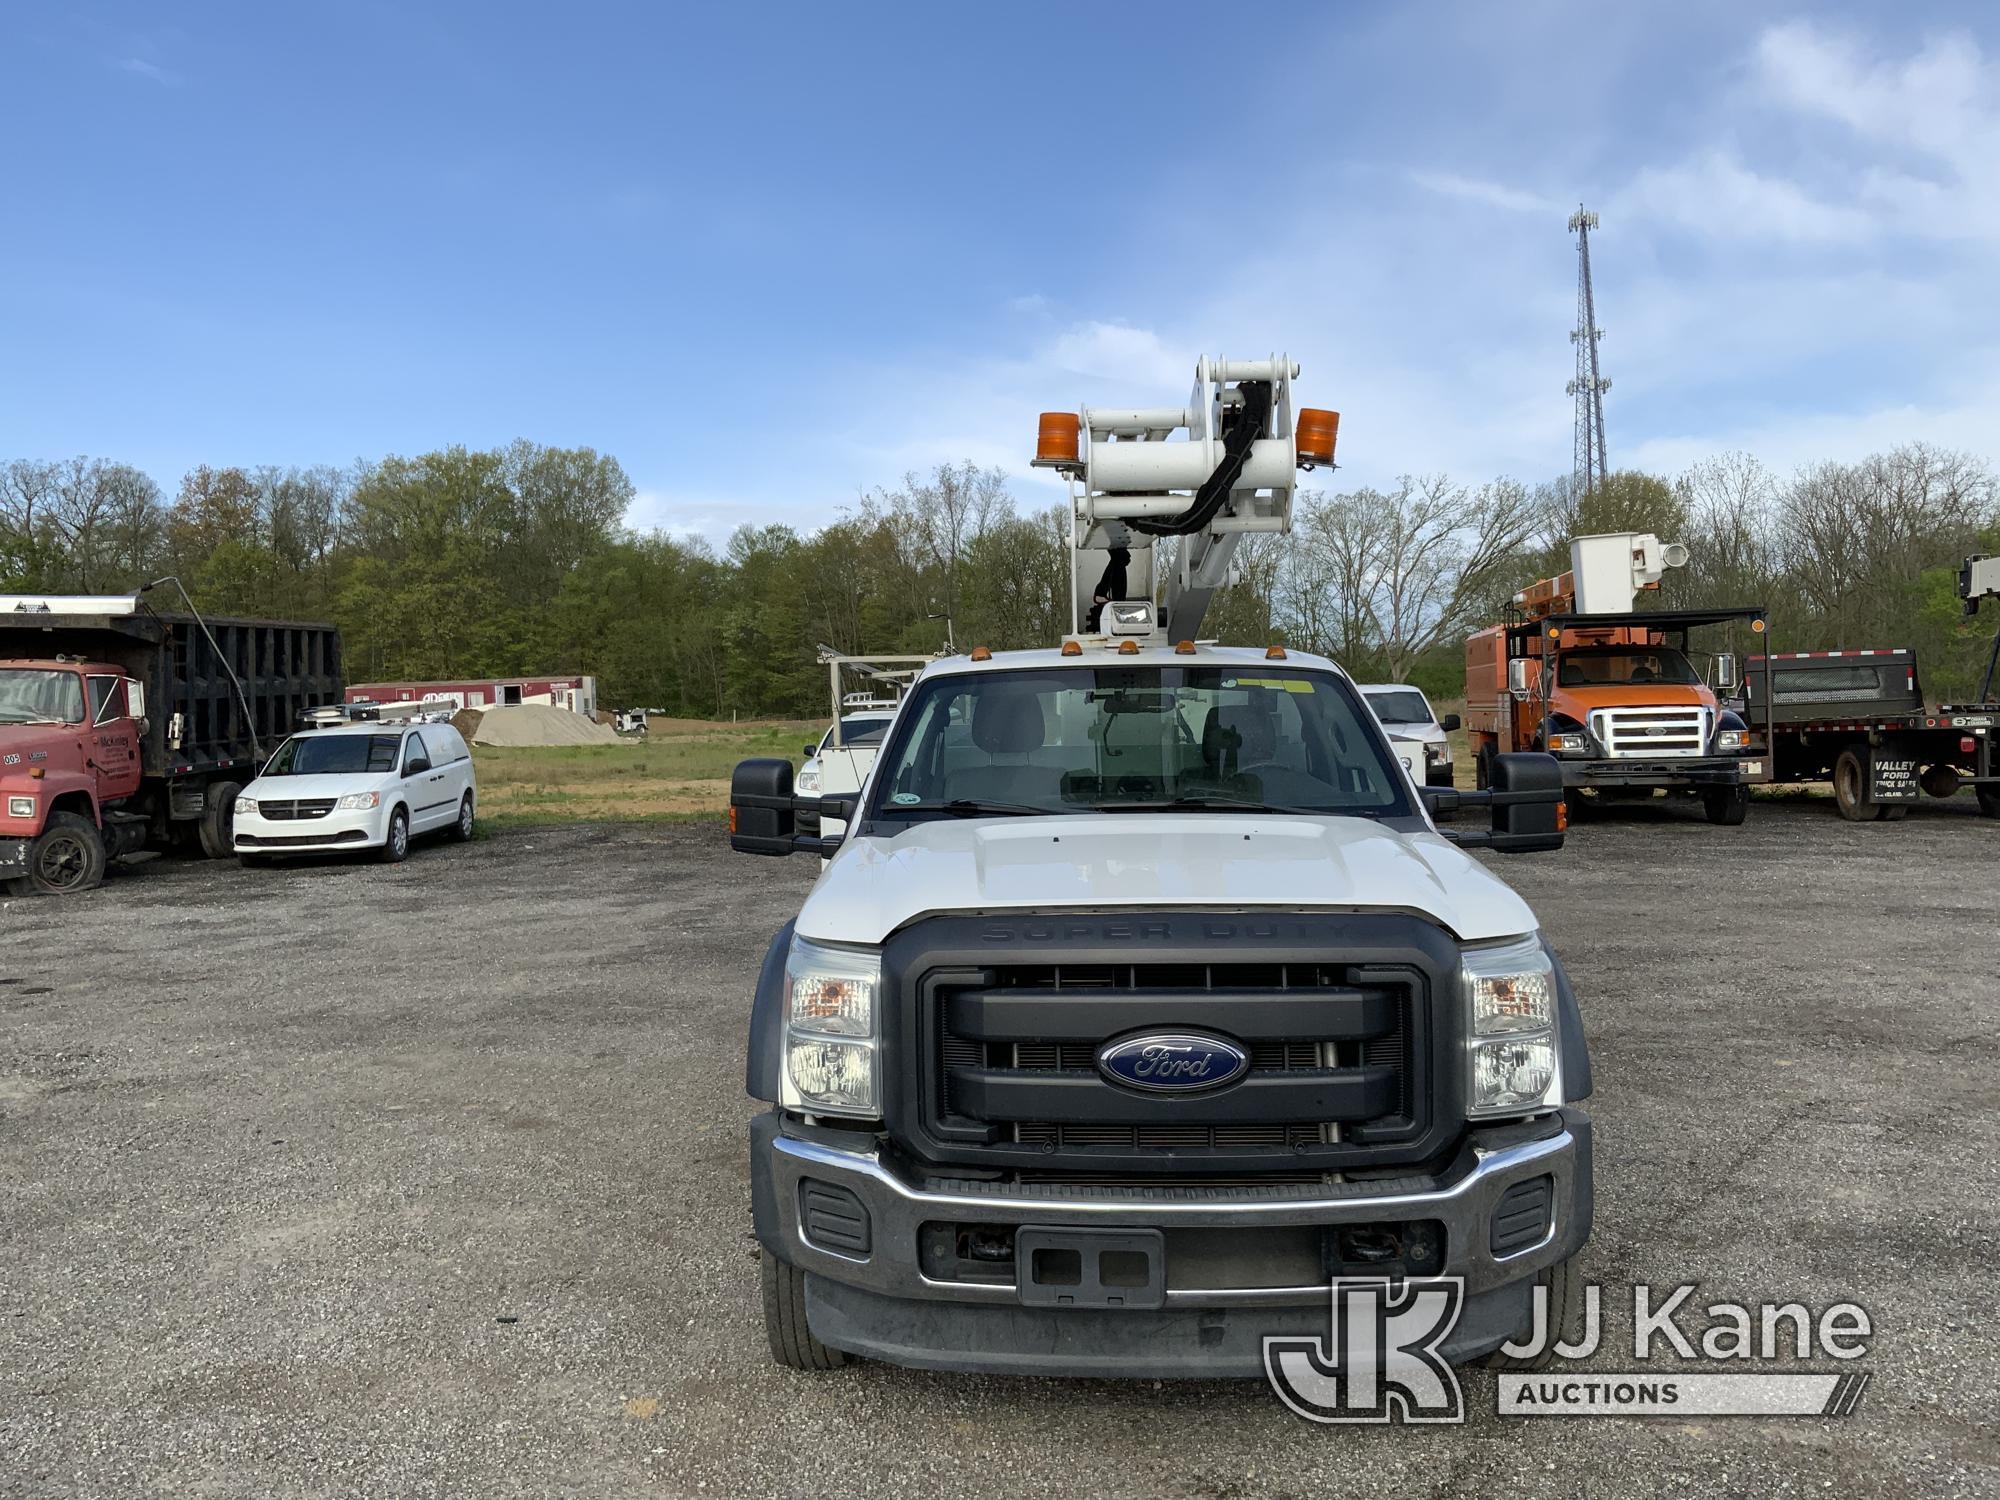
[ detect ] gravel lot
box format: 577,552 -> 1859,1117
2,801 -> 1995,1499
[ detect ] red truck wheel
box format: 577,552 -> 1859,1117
21,812 -> 107,895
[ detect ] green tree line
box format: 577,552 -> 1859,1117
5,441 -> 1997,714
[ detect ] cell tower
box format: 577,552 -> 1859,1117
1566,205 -> 1611,495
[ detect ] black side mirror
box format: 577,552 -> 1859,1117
1439,713 -> 1462,732
1424,751 -> 1564,853
404,756 -> 431,776
802,743 -> 818,758
731,757 -> 798,854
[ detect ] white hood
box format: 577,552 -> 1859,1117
795,814 -> 1538,947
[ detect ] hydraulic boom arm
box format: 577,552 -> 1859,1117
1033,356 -> 1338,642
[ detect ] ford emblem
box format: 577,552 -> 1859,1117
1095,1031 -> 1250,1093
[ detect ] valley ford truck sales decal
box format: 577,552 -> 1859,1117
1265,1280 -> 1873,1425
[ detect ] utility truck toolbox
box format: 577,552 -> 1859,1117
725,356 -> 1593,1378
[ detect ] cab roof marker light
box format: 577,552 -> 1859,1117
1060,640 -> 1082,657
969,645 -> 992,662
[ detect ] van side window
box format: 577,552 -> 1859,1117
403,731 -> 430,772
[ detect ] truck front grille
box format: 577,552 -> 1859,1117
925,959 -> 1420,1168
257,798 -> 337,820
1588,706 -> 1710,759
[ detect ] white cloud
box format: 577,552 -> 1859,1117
1408,170 -> 1556,215
115,57 -> 177,84
1623,365 -> 2000,480
1612,149 -> 1873,244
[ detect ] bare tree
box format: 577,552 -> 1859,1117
1367,476 -> 1538,681
1776,444 -> 1996,644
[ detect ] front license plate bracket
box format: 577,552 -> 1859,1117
1015,1226 -> 1167,1310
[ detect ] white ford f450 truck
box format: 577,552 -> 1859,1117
727,357 -> 1591,1376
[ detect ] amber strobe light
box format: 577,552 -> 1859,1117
1295,408 -> 1340,467
1036,411 -> 1081,465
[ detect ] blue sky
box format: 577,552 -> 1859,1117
5,3 -> 1998,541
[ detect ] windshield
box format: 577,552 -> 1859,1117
1363,690 -> 1432,725
262,732 -> 403,776
819,717 -> 892,752
868,665 -> 1414,820
1556,647 -> 1698,688
0,669 -> 85,725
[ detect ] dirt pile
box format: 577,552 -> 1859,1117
464,704 -> 622,747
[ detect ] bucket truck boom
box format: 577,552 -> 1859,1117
1032,355 -> 1339,644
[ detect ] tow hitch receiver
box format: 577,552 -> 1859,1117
1015,1226 -> 1167,1310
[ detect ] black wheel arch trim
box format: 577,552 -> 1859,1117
746,919 -> 797,1102
1542,940 -> 1593,1102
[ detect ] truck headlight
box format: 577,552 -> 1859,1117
1548,733 -> 1589,753
7,795 -> 34,818
1463,936 -> 1561,1119
233,796 -> 256,815
1716,729 -> 1749,751
1424,742 -> 1445,762
335,791 -> 381,810
797,767 -> 821,794
782,936 -> 880,1116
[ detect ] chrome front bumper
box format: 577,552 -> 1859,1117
754,1110 -> 1590,1308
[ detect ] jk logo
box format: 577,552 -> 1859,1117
1263,1278 -> 1466,1424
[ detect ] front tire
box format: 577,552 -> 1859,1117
1701,786 -> 1750,825
761,1254 -> 848,1371
376,807 -> 410,864
199,781 -> 241,859
23,812 -> 108,895
1483,1255 -> 1586,1373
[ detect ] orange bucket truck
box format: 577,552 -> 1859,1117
1464,533 -> 1773,825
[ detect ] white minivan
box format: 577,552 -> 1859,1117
232,721 -> 476,866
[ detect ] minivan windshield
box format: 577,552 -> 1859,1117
1363,689 -> 1432,725
262,733 -> 403,776
869,665 -> 1413,820
0,668 -> 85,725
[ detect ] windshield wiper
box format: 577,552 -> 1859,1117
898,799 -> 1060,818
1101,795 -> 1345,816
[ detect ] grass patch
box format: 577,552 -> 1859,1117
470,719 -> 818,823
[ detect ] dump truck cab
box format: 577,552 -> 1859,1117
0,656 -> 149,891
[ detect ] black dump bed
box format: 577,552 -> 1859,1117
1,601 -> 342,777
1743,650 -> 1923,725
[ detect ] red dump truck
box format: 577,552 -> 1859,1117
1,593 -> 342,895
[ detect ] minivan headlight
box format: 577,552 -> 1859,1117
1463,936 -> 1561,1119
233,796 -> 255,815
335,791 -> 381,810
781,936 -> 881,1116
